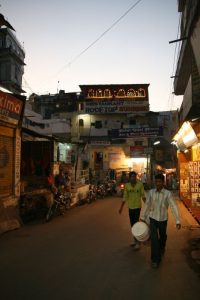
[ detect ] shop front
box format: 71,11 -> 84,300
0,87 -> 25,234
20,132 -> 80,222
173,121 -> 200,223
89,144 -> 148,182
20,129 -> 60,223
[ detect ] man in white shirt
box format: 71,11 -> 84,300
141,173 -> 181,268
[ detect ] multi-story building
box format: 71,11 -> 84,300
77,84 -> 178,185
0,16 -> 26,234
174,0 -> 200,121
0,26 -> 25,94
31,90 -> 78,119
173,0 -> 200,222
29,85 -> 179,187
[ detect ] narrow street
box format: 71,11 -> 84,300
0,196 -> 200,300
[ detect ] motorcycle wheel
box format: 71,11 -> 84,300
87,198 -> 91,204
45,203 -> 56,222
46,207 -> 53,222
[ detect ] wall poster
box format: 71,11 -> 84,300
188,161 -> 200,207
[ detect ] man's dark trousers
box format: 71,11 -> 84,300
129,208 -> 141,227
150,218 -> 167,263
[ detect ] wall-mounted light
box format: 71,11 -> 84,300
173,121 -> 198,150
153,141 -> 160,145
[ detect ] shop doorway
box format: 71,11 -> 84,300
94,152 -> 103,170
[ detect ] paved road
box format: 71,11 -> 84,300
0,196 -> 200,300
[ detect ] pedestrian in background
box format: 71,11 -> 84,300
119,171 -> 146,250
55,169 -> 67,191
141,173 -> 181,268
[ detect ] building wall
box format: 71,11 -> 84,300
0,92 -> 25,234
0,28 -> 25,94
175,0 -> 200,120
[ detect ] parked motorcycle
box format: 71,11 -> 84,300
45,190 -> 68,222
63,190 -> 72,209
96,183 -> 106,199
105,180 -> 117,196
86,184 -> 96,204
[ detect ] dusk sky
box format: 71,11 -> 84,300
1,0 -> 183,111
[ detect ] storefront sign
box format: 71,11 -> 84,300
80,85 -> 149,101
180,162 -> 189,201
130,146 -> 146,157
0,134 -> 14,196
111,127 -> 163,138
108,152 -> 124,161
0,91 -> 23,125
189,161 -> 200,207
84,100 -> 148,114
90,140 -> 111,145
15,133 -> 21,196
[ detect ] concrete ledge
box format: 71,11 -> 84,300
71,184 -> 89,205
0,220 -> 20,235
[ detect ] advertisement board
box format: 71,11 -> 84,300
84,100 -> 148,114
189,161 -> 200,207
0,91 -> 24,126
111,127 -> 163,138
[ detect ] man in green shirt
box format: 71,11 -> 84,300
119,171 -> 146,249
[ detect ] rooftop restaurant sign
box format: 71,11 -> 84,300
111,127 -> 163,138
84,100 -> 149,114
0,90 -> 24,126
79,84 -> 149,101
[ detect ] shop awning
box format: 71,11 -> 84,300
22,127 -> 58,141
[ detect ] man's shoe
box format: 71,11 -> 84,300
130,238 -> 138,247
151,262 -> 159,269
133,243 -> 140,250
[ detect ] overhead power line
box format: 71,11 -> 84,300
22,77 -> 34,94
54,0 -> 143,77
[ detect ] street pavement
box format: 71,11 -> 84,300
0,195 -> 200,300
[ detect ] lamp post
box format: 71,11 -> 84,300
149,138 -> 162,187
146,138 -> 155,188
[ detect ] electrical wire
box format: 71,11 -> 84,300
23,1 -> 143,95
22,77 -> 34,94
53,0 -> 143,78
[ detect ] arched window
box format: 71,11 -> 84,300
104,89 -> 111,98
127,89 -> 136,97
117,89 -> 126,97
87,89 -> 95,98
96,89 -> 103,97
79,119 -> 84,127
79,103 -> 84,111
138,88 -> 146,97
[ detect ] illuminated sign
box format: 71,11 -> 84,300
80,85 -> 149,101
87,88 -> 146,99
111,127 -> 163,138
0,91 -> 23,125
130,146 -> 146,157
83,100 -> 149,114
90,140 -> 111,145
